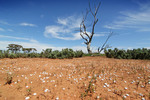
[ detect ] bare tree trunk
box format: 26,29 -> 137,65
80,1 -> 101,54
87,42 -> 92,54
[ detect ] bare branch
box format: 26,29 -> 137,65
89,2 -> 95,17
80,33 -> 88,42
95,2 -> 101,16
98,31 -> 113,53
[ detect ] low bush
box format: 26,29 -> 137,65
105,48 -> 150,60
75,50 -> 84,57
0,48 -> 84,59
9,53 -> 17,59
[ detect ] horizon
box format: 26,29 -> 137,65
0,0 -> 150,53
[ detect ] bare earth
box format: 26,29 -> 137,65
0,57 -> 150,100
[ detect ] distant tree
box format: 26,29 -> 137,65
41,48 -> 52,58
23,48 -> 37,53
7,44 -> 23,53
80,1 -> 101,54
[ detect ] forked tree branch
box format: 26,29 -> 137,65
98,31 -> 113,53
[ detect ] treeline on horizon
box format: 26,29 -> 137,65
1,44 -> 150,60
104,48 -> 150,60
0,44 -> 84,59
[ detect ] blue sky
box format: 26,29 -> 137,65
0,0 -> 150,52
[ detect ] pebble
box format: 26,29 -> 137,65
126,94 -> 129,96
124,87 -> 128,90
88,76 -> 91,79
44,89 -> 50,92
25,96 -> 30,100
55,97 -> 59,100
141,85 -> 144,88
139,93 -> 143,96
123,95 -> 126,98
96,96 -> 100,99
113,80 -> 116,83
26,86 -> 29,88
33,93 -> 37,95
108,89 -> 111,91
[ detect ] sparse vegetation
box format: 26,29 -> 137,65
105,48 -> 150,60
0,44 -> 84,59
4,71 -> 13,85
0,56 -> 150,99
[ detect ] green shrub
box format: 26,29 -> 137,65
0,48 -> 84,59
75,50 -> 84,57
105,48 -> 150,60
41,48 -> 52,58
9,53 -> 17,59
61,48 -> 75,59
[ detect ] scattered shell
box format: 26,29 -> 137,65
126,94 -> 129,96
123,95 -> 126,98
88,76 -> 91,79
26,86 -> 29,88
124,87 -> 128,90
33,93 -> 37,95
25,96 -> 30,100
96,96 -> 100,99
55,97 -> 59,100
139,93 -> 143,96
44,89 -> 50,92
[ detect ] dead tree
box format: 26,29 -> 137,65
80,1 -> 101,54
98,31 -> 113,53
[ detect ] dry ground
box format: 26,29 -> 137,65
0,57 -> 150,100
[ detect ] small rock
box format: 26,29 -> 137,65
26,86 -> 29,88
96,96 -> 100,99
124,87 -> 128,90
55,97 -> 59,100
139,93 -> 143,96
44,89 -> 50,92
25,96 -> 30,100
33,93 -> 37,95
126,94 -> 129,96
123,95 -> 126,98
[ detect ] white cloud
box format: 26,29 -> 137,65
0,28 -> 4,31
7,29 -> 13,32
104,2 -> 150,32
0,35 -> 38,43
0,41 -> 51,52
44,16 -> 105,40
0,20 -> 9,25
94,34 -> 105,37
0,34 -> 89,52
57,18 -> 67,25
57,16 -> 81,28
20,22 -> 37,27
44,16 -> 82,40
0,40 -> 90,53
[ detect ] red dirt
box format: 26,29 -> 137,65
0,57 -> 150,100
